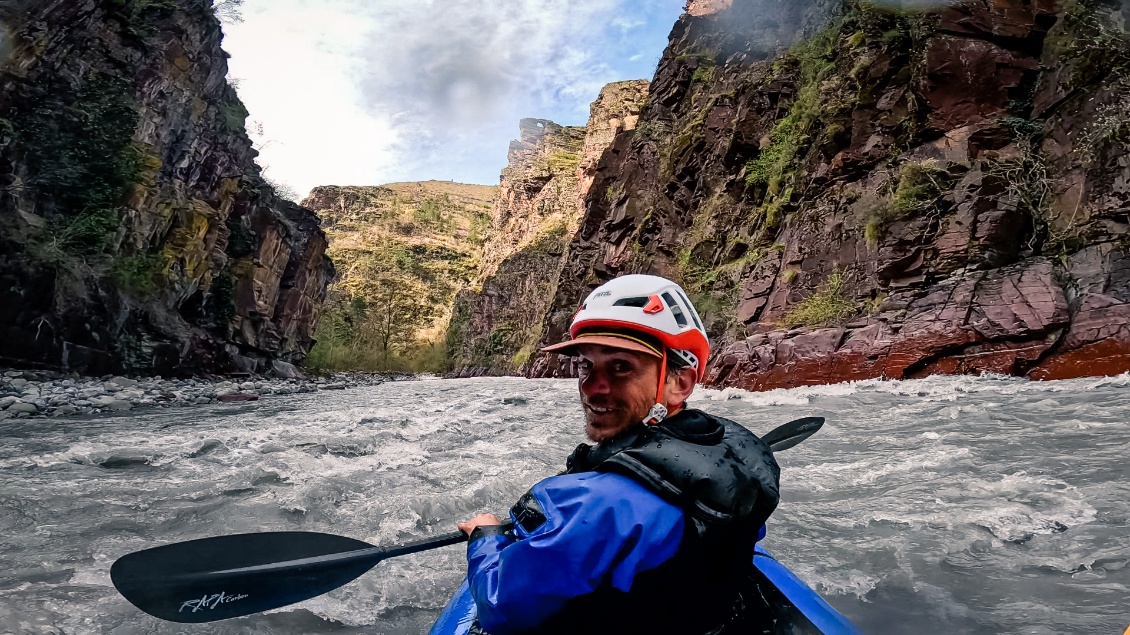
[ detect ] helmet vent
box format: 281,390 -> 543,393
661,292 -> 688,327
612,296 -> 650,308
673,289 -> 703,331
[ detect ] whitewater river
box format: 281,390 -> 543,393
1,374 -> 1128,634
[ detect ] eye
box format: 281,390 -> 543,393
612,360 -> 633,373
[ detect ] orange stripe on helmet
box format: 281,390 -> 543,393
570,318 -> 710,381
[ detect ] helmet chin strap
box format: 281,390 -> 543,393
643,348 -> 668,426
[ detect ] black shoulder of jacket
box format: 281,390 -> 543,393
594,409 -> 780,527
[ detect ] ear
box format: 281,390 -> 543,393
663,366 -> 697,411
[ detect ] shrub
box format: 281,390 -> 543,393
10,71 -> 140,223
512,345 -> 534,367
209,272 -> 237,330
881,28 -> 906,48
782,273 -> 858,327
468,211 -> 492,243
546,151 -> 581,172
212,0 -> 244,22
60,208 -> 121,253
691,66 -> 714,83
854,190 -> 898,248
485,322 -> 515,356
111,254 -> 163,294
892,160 -> 946,211
862,294 -> 887,316
414,197 -> 450,230
864,216 -> 884,247
605,182 -> 625,203
218,98 -> 249,135
225,219 -> 256,258
744,21 -> 840,195
823,123 -> 846,142
634,120 -> 669,141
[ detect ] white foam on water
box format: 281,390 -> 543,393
958,473 -> 1098,542
808,568 -> 881,599
695,371 -> 1130,406
694,379 -> 870,405
794,445 -> 972,490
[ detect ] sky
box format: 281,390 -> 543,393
220,0 -> 686,199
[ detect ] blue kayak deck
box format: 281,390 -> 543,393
429,544 -> 860,635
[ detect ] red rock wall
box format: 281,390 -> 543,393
528,0 -> 1130,389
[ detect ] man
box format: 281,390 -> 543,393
458,274 -> 780,634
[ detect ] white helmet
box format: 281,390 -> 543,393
542,274 -> 710,424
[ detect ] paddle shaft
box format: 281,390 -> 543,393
205,529 -> 472,577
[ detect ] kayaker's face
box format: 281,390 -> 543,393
575,345 -> 659,442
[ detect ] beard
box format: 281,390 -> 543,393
582,397 -> 646,442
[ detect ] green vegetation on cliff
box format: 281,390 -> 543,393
10,71 -> 141,254
304,182 -> 497,373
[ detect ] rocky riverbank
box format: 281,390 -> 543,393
0,370 -> 402,420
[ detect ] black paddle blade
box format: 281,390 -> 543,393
111,531 -> 380,623
762,416 -> 825,452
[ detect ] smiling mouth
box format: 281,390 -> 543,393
586,405 -> 614,414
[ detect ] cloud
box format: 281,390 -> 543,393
356,0 -> 635,181
223,0 -> 684,193
224,0 -> 400,196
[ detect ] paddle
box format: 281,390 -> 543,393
761,416 -> 824,452
111,415 -> 824,623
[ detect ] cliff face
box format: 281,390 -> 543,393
525,0 -> 1130,388
448,81 -> 649,375
0,0 -> 332,376
301,182 -> 496,371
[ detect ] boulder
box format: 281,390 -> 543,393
7,402 -> 37,414
271,360 -> 305,379
218,393 -> 259,403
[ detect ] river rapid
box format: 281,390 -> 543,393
1,374 -> 1127,635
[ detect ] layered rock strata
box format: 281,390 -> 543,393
0,0 -> 332,376
448,81 -> 648,375
525,0 -> 1130,389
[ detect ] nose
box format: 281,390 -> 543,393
579,365 -> 609,397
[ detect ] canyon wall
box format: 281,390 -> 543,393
448,81 -> 649,375
0,0 -> 332,376
522,0 -> 1130,389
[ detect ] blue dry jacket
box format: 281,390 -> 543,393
465,471 -> 685,634
464,409 -> 780,635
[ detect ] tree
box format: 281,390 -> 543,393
362,274 -> 439,365
213,0 -> 243,23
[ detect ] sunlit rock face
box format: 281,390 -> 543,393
448,81 -> 649,376
0,0 -> 332,376
524,0 -> 1130,388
